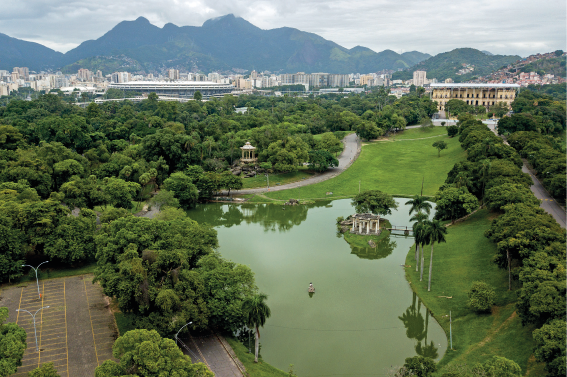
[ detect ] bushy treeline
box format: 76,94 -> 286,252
497,89 -> 566,137
440,114 -> 565,377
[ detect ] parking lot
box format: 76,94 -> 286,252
0,275 -> 117,376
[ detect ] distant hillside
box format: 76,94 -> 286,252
392,48 -> 520,82
0,15 -> 431,74
519,55 -> 566,78
0,33 -> 62,71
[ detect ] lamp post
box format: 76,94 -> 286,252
17,306 -> 49,352
175,321 -> 192,346
22,261 -> 49,299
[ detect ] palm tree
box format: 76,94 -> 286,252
416,222 -> 430,280
406,195 -> 432,216
242,293 -> 271,363
425,220 -> 448,292
410,212 -> 428,272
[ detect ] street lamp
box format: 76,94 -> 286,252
17,306 -> 49,352
22,262 -> 49,299
175,321 -> 192,346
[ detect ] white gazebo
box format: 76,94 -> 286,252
240,142 -> 257,162
351,213 -> 381,235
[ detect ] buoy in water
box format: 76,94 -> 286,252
308,282 -> 315,293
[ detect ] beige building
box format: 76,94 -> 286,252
413,70 -> 427,87
430,83 -> 520,111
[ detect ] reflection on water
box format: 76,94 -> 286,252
190,201 -> 331,232
399,292 -> 439,360
186,199 -> 446,375
349,236 -> 398,260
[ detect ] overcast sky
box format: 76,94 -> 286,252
1,0 -> 565,57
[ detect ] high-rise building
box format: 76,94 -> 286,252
77,68 -> 93,81
413,70 -> 427,87
168,69 -> 180,80
13,67 -> 29,81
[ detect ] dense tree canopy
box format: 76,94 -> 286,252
95,329 -> 212,377
0,308 -> 27,377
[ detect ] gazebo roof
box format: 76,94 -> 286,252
240,142 -> 256,150
352,213 -> 380,220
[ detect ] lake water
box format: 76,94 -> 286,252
187,198 -> 447,376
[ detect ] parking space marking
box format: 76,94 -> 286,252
84,278 -> 100,366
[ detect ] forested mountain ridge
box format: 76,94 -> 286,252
0,15 -> 431,74
392,48 -> 520,82
0,33 -> 63,71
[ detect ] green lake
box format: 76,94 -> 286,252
187,198 -> 447,376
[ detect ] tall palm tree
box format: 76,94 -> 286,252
410,212 -> 428,272
416,222 -> 430,280
242,293 -> 271,363
425,220 -> 448,292
406,195 -> 432,216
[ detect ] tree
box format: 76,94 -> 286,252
221,172 -> 243,196
149,189 -> 180,209
424,220 -> 447,291
406,195 -> 432,216
101,177 -> 140,209
484,183 -> 540,210
446,125 -> 459,137
28,362 -> 61,377
352,190 -> 398,216
308,150 -> 339,172
403,356 -> 436,377
261,136 -> 310,173
410,212 -> 429,275
0,214 -> 25,283
491,102 -> 510,119
94,329 -> 212,377
481,356 -> 522,377
434,186 -> 478,223
432,140 -> 448,157
533,319 -> 566,377
163,172 -> 199,209
94,217 -> 255,335
0,308 -> 27,377
193,91 -> 203,101
467,281 -> 496,312
242,293 -> 271,363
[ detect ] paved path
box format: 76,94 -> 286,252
485,122 -> 566,228
178,333 -> 243,377
229,133 -> 361,196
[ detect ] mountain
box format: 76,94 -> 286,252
0,33 -> 62,71
0,14 -> 431,74
481,50 -> 493,56
392,48 -> 521,82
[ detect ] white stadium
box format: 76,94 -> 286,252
107,81 -> 235,98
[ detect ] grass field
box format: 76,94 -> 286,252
242,168 -> 316,189
404,210 -> 544,375
264,127 -> 465,200
225,337 -> 289,377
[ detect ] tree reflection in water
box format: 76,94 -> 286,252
349,236 -> 397,260
399,292 -> 439,360
188,201 -> 332,232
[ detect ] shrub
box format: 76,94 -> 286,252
447,125 -> 459,137
468,281 -> 496,312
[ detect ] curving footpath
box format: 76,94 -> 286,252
229,133 -> 361,196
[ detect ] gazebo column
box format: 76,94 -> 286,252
358,221 -> 362,234
352,218 -> 355,232
366,221 -> 369,234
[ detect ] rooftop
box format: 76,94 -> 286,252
430,83 -> 520,88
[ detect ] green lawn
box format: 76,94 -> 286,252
225,337 -> 289,377
242,168 -> 316,189
392,126 -> 448,140
404,210 -> 543,375
265,128 -> 465,200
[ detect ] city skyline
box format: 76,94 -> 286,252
1,0 -> 565,57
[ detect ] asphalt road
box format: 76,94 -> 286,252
228,132 -> 361,196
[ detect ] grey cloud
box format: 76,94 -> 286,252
0,0 -> 564,57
